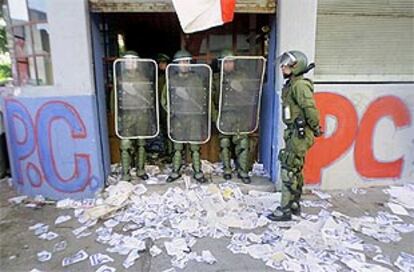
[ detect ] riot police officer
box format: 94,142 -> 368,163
157,53 -> 170,90
213,50 -> 266,184
161,49 -> 212,183
114,51 -> 159,181
268,50 -> 322,221
156,53 -> 172,158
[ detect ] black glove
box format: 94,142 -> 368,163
313,126 -> 324,137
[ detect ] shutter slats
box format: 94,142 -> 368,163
315,0 -> 414,82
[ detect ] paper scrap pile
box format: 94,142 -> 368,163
19,166 -> 413,271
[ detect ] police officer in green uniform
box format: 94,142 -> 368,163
116,51 -> 158,181
161,49 -> 210,183
156,53 -> 173,158
268,50 -> 322,221
157,53 -> 170,91
213,50 -> 263,184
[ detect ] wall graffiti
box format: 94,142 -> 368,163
3,96 -> 104,200
304,88 -> 414,188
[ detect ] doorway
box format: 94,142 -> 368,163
91,11 -> 274,170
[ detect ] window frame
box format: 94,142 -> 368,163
7,2 -> 52,86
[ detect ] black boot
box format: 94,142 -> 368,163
194,172 -> 208,183
223,173 -> 232,180
138,173 -> 149,180
167,172 -> 181,183
291,202 -> 301,216
241,176 -> 251,184
267,207 -> 292,221
237,173 -> 251,184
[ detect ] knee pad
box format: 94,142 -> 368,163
174,143 -> 184,151
120,139 -> 133,150
220,137 -> 231,148
280,168 -> 291,183
190,144 -> 200,152
278,149 -> 304,170
281,168 -> 299,193
138,139 -> 146,147
239,137 -> 249,150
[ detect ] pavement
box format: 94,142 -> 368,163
0,175 -> 413,272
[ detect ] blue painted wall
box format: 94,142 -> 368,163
2,95 -> 105,200
259,17 -> 280,183
91,13 -> 111,178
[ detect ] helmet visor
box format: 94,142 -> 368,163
124,56 -> 138,70
173,56 -> 192,63
277,52 -> 297,67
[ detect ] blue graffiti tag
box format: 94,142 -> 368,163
5,99 -> 36,184
36,101 -> 91,193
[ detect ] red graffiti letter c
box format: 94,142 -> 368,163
355,96 -> 411,179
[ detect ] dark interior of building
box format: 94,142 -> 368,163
97,12 -> 272,164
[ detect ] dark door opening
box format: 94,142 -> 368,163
105,13 -> 181,59
97,12 -> 273,164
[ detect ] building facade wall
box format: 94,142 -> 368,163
2,95 -> 105,199
276,0 -> 414,189
306,84 -> 414,189
3,0 -> 412,199
2,0 -> 107,199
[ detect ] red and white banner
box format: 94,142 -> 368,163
172,0 -> 236,33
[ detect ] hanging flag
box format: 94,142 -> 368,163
172,0 -> 236,33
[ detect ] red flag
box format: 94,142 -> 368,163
172,0 -> 236,33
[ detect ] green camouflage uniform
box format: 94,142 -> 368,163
118,69 -> 154,180
267,50 -> 321,221
158,70 -> 173,157
279,73 -> 320,215
161,70 -> 207,182
213,70 -> 252,182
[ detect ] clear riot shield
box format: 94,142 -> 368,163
217,56 -> 266,135
166,63 -> 212,144
113,58 -> 159,139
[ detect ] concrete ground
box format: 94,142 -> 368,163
0,176 -> 413,272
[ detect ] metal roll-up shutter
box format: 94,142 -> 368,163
315,0 -> 414,82
89,0 -> 275,13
